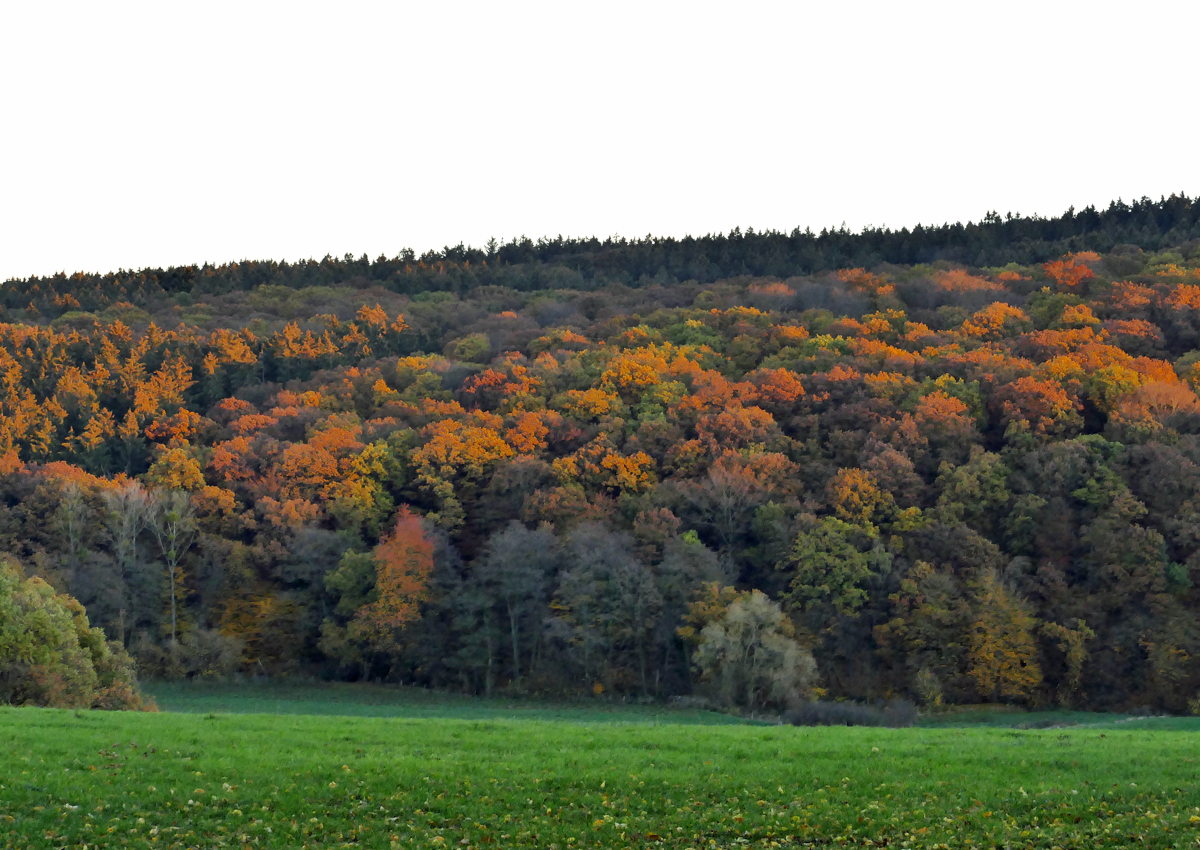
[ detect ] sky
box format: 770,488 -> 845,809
1,1 -> 1197,281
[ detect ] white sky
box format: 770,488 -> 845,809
1,1 -> 1197,281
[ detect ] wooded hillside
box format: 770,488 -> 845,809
3,195 -> 1200,711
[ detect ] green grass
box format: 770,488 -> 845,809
5,695 -> 1200,849
921,705 -> 1200,732
143,680 -> 753,724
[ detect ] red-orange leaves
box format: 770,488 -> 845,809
258,496 -> 321,531
849,338 -> 921,371
272,425 -> 369,504
773,324 -> 810,347
996,376 -> 1082,438
307,426 -> 364,457
462,367 -> 508,397
505,410 -> 559,455
231,413 -> 280,435
933,269 -> 1004,293
1128,381 -> 1200,418
1165,284 -> 1200,311
1102,319 -> 1163,344
530,328 -> 590,355
695,406 -> 779,452
1015,327 -> 1103,359
145,409 -> 204,443
1109,381 -> 1200,436
209,436 -> 256,484
750,368 -> 805,409
1107,281 -> 1155,313
212,397 -> 255,422
837,268 -> 894,297
275,443 -> 340,500
356,507 -> 432,637
914,391 -> 971,427
1043,253 -> 1098,291
462,362 -> 542,411
1130,356 -> 1178,385
912,391 -> 977,449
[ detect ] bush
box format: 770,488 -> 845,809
667,695 -> 714,711
131,628 -> 245,679
785,699 -> 918,728
693,590 -> 817,712
0,558 -> 152,710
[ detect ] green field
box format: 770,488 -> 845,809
4,687 -> 1200,849
143,680 -> 754,725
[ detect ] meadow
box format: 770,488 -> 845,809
3,687 -> 1200,849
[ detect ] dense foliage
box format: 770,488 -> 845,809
3,202 -> 1200,711
0,558 -> 149,709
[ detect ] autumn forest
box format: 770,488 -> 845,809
4,195 -> 1200,713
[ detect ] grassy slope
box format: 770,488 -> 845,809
4,699 -> 1200,849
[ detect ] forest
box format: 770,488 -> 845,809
3,194 -> 1200,713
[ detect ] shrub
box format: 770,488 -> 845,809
131,629 -> 245,679
0,558 -> 152,710
914,667 -> 943,707
693,590 -> 817,712
785,699 -> 917,728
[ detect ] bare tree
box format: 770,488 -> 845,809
148,489 -> 198,645
681,464 -> 768,549
101,481 -> 152,644
102,480 -> 149,580
54,482 -> 90,570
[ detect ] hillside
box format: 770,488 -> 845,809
2,195 -> 1200,712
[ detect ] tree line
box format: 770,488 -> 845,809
4,195 -> 1197,325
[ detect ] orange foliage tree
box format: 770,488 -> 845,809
1043,252 -> 1099,291
354,507 -> 433,642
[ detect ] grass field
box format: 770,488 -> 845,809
143,680 -> 754,725
4,686 -> 1200,849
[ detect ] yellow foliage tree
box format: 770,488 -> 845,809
144,447 -> 205,491
966,570 -> 1042,702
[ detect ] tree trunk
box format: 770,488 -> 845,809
638,642 -> 647,695
508,601 -> 521,684
483,608 -> 495,697
168,557 -> 178,645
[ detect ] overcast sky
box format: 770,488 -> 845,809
1,1 -> 1197,281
